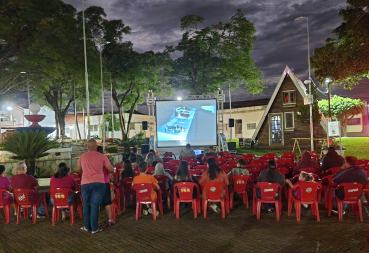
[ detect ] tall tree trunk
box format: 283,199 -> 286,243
58,113 -> 66,138
127,92 -> 141,138
54,113 -> 59,139
76,117 -> 82,140
118,107 -> 128,140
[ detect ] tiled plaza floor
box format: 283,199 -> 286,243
0,198 -> 368,253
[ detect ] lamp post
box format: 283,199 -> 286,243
109,73 -> 114,139
82,0 -> 90,140
295,16 -> 314,151
324,77 -> 332,147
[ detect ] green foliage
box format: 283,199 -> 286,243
311,1 -> 369,87
0,130 -> 59,175
103,113 -> 121,132
106,146 -> 119,153
318,95 -> 365,136
106,155 -> 115,165
114,132 -> 145,152
297,84 -> 321,125
339,137 -> 369,159
236,148 -> 299,158
35,166 -> 46,178
171,9 -> 264,95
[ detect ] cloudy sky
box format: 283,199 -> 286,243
62,0 -> 368,113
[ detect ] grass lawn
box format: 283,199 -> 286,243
339,137 -> 369,160
236,148 -> 296,157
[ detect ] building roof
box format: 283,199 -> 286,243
252,66 -> 310,140
222,98 -> 269,110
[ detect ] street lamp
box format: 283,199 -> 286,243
20,72 -> 30,119
109,73 -> 114,139
82,0 -> 90,140
324,77 -> 333,148
177,96 -> 182,101
295,16 -> 314,151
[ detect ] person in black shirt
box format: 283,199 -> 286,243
321,147 -> 345,173
172,161 -> 200,199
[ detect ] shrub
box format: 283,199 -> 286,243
106,146 -> 119,153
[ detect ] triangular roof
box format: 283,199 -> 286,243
252,65 -> 310,140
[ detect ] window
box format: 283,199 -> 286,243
247,123 -> 256,130
235,120 -> 242,135
284,112 -> 294,129
283,91 -> 296,104
348,118 -> 361,125
93,125 -> 98,131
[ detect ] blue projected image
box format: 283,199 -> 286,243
156,100 -> 217,147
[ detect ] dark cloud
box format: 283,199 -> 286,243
61,0 -> 368,114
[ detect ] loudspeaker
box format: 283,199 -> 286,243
228,142 -> 236,151
142,121 -> 148,130
229,118 -> 234,127
141,144 -> 150,155
145,138 -> 150,144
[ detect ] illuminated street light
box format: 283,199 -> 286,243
6,106 -> 12,111
177,97 -> 182,101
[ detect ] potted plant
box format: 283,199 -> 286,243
321,138 -> 346,156
114,132 -> 145,160
0,130 -> 59,176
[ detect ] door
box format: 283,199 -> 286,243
269,114 -> 283,146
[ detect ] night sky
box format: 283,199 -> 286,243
61,0 -> 368,113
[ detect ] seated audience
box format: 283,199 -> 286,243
257,161 -> 285,213
285,171 -> 314,207
331,155 -> 368,214
172,161 -> 200,199
293,151 -> 319,175
204,146 -> 218,158
149,149 -> 163,162
321,147 -> 345,173
199,158 -> 229,213
132,162 -> 160,216
145,152 -> 158,167
132,147 -> 144,162
11,161 -> 46,218
227,159 -> 249,178
179,143 -> 197,160
153,163 -> 173,190
50,163 -> 76,221
0,165 -> 15,213
129,153 -> 138,168
120,160 -> 136,179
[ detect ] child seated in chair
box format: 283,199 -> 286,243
132,162 -> 160,216
285,171 -> 314,208
227,159 -> 249,178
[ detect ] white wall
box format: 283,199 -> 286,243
347,114 -> 363,133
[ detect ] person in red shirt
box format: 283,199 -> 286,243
77,139 -> 114,234
11,161 -> 46,218
50,163 -> 76,221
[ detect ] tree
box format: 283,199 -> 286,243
311,0 -> 369,88
104,42 -> 173,140
103,113 -> 120,138
318,95 -> 365,137
297,84 -> 321,126
170,9 -> 264,95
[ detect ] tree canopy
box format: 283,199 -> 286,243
170,9 -> 264,95
318,95 -> 365,136
311,0 -> 369,88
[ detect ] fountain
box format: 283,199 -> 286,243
16,103 -> 56,135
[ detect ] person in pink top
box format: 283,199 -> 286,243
77,139 -> 114,234
97,146 -> 115,226
0,165 -> 15,213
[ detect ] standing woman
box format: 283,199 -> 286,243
97,146 -> 115,226
199,158 -> 229,213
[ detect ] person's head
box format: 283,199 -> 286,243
129,153 -> 137,163
266,160 -> 277,182
0,165 -> 6,176
155,163 -> 165,175
301,151 -> 311,161
237,159 -> 246,168
208,146 -> 214,151
138,161 -> 148,173
176,161 -> 191,181
122,160 -> 135,177
149,149 -> 155,154
55,163 -> 70,178
327,147 -> 336,154
345,155 -> 358,167
298,171 -> 314,182
207,157 -> 221,180
145,152 -> 154,166
87,139 -> 98,151
132,147 -> 138,154
16,161 -> 27,174
186,143 -> 191,149
96,146 -> 103,154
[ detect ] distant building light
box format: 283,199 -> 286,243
177,97 -> 182,101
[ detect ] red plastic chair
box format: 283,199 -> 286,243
277,159 -> 295,171
218,151 -> 229,157
114,164 -> 123,171
245,164 -> 263,183
325,167 -> 341,176
201,182 -> 229,219
182,157 -> 197,163
215,157 -> 227,165
194,165 -> 208,172
362,166 -> 369,172
69,173 -> 82,185
227,160 -> 239,167
190,169 -> 203,176
146,166 -> 155,174
357,159 -> 369,167
48,188 -> 76,226
173,182 -> 201,219
203,156 -> 216,163
223,155 -> 236,161
296,167 -> 319,175
164,169 -> 175,178
281,152 -> 296,161
262,153 -> 278,161
163,152 -> 176,159
13,188 -> 48,224
335,183 -> 364,221
112,172 -> 121,186
154,175 -> 171,209
219,164 -> 232,174
252,182 -> 282,221
168,160 -> 181,165
110,184 -> 121,220
133,183 -> 163,221
287,182 -> 321,221
321,175 -> 334,209
0,189 -> 13,224
277,168 -> 289,178
188,161 -> 198,168
241,154 -> 255,164
162,157 -> 174,163
229,175 -> 251,209
121,177 -> 136,210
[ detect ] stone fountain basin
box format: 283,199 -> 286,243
24,115 -> 46,122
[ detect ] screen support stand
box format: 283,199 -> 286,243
147,90 -> 156,150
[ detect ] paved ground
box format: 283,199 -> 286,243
0,196 -> 368,253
